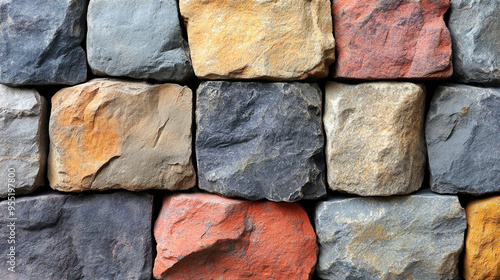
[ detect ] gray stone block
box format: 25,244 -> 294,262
196,81 -> 326,202
449,0 -> 500,84
0,191 -> 153,280
87,0 -> 194,82
0,0 -> 87,86
0,85 -> 47,198
426,84 -> 500,194
315,190 -> 466,280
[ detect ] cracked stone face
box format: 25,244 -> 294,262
48,78 -> 196,192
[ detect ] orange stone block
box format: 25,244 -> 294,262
153,193 -> 317,279
464,195 -> 500,280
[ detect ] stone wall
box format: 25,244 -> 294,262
1,0 -> 499,279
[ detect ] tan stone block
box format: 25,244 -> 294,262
48,78 -> 195,192
324,82 -> 426,196
179,0 -> 335,81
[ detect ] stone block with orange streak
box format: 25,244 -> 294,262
179,0 -> 335,81
153,193 -> 317,280
332,0 -> 452,80
464,195 -> 500,280
48,78 -> 196,192
315,190 -> 466,280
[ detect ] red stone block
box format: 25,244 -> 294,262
332,0 -> 452,80
153,193 -> 317,280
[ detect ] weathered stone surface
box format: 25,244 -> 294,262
426,84 -> 500,195
153,193 -> 317,280
449,0 -> 500,84
179,0 -> 335,81
0,191 -> 153,280
324,82 -> 426,196
464,195 -> 500,280
315,190 -> 466,280
48,78 -> 195,192
0,0 -> 87,86
332,0 -> 452,80
87,0 -> 194,82
196,81 -> 326,202
0,85 -> 47,198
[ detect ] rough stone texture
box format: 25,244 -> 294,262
87,0 -> 194,82
464,195 -> 500,280
153,193 -> 317,280
179,0 -> 335,81
0,85 -> 48,198
315,190 -> 466,280
332,0 -> 452,80
0,191 -> 153,280
449,0 -> 500,84
324,82 -> 426,196
426,84 -> 500,195
196,81 -> 326,202
0,0 -> 87,86
48,78 -> 196,192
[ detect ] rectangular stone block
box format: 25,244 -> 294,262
426,84 -> 500,195
0,191 -> 153,280
0,0 -> 87,85
87,0 -> 194,82
315,190 -> 466,280
464,195 -> 500,280
154,193 -> 317,280
332,0 -> 452,80
48,78 -> 196,192
449,0 -> 500,84
324,82 -> 426,196
196,81 -> 326,202
0,85 -> 48,197
180,0 -> 335,81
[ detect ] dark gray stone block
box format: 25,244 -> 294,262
0,191 -> 153,280
196,81 -> 326,202
0,0 -> 87,86
426,84 -> 500,195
